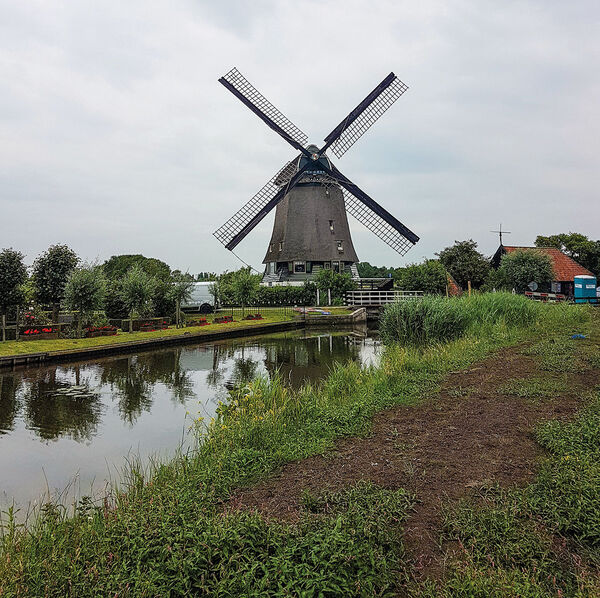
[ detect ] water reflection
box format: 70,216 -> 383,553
0,328 -> 378,507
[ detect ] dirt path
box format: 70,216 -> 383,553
229,343 -> 600,581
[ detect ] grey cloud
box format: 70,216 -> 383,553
0,0 -> 598,273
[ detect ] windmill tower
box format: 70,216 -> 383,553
213,68 -> 419,283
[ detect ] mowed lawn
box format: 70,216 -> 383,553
0,312 -> 297,357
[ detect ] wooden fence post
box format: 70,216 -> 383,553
468,281 -> 472,297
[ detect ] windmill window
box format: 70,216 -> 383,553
329,220 -> 334,232
324,262 -> 331,269
294,261 -> 306,273
336,240 -> 343,251
269,244 -> 274,253
278,241 -> 283,251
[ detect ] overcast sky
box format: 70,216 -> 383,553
1,0 -> 598,273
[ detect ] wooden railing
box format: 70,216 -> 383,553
345,290 -> 424,306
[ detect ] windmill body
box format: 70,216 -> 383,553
263,148 -> 358,283
213,68 -> 420,284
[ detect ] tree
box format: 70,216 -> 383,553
231,268 -> 260,314
152,278 -> 175,319
102,254 -> 171,280
535,232 -> 600,276
0,248 -> 27,340
170,270 -> 195,282
356,262 -> 395,278
104,281 -> 129,319
208,281 -> 220,308
498,250 -> 554,293
169,274 -> 194,328
396,260 -> 447,294
120,265 -> 156,332
32,244 -> 79,322
437,240 -> 490,289
314,269 -> 355,305
63,265 -> 107,337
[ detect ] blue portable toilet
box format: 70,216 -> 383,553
574,275 -> 597,304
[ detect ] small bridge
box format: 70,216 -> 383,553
345,290 -> 423,319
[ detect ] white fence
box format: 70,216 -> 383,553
345,290 -> 424,306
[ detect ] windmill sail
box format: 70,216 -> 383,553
213,158 -> 303,250
322,73 -> 408,159
219,68 -> 309,153
322,163 -> 419,255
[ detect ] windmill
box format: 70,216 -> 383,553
213,68 -> 419,283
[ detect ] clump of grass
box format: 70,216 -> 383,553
465,292 -> 540,329
442,486 -> 578,594
531,395 -> 600,549
526,337 -> 588,373
499,375 -> 569,399
380,295 -> 470,344
380,293 -> 540,345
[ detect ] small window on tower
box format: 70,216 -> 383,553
336,240 -> 343,252
278,241 -> 283,251
269,244 -> 274,253
329,220 -> 334,232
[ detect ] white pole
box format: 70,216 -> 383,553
316,288 -> 320,306
327,288 -> 331,305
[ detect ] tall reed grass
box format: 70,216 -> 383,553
380,292 -> 542,345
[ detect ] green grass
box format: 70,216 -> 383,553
0,299 -> 595,596
425,312 -> 600,597
499,374 -> 569,399
434,395 -> 600,597
0,314 -> 295,358
380,293 -> 541,345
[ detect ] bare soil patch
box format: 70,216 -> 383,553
229,344 -> 600,581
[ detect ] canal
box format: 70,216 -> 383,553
0,327 -> 379,511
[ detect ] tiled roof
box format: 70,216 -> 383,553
502,246 -> 594,282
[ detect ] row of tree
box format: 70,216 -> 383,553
0,246 -> 358,339
209,267 -> 355,307
0,246 -> 196,336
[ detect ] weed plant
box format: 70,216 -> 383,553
0,301 -> 594,596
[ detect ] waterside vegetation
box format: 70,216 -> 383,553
0,296 -> 598,595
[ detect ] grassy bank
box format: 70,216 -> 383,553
0,312 -> 295,358
430,322 -> 600,597
0,297 -> 595,595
